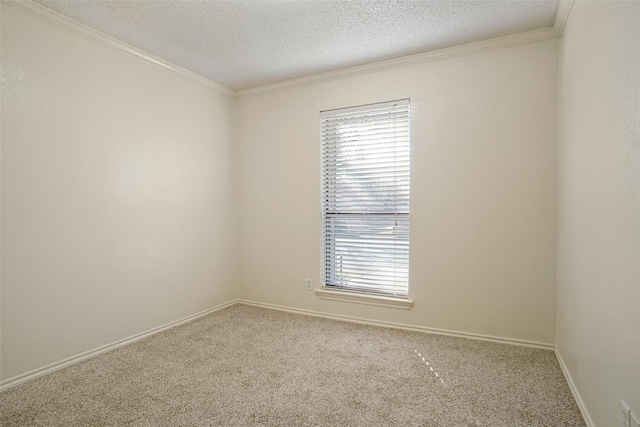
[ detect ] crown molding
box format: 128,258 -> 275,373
4,0 -> 574,100
236,26 -> 559,99
553,0 -> 575,38
2,0 -> 234,96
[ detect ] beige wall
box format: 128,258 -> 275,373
556,2 -> 640,426
235,40 -> 559,345
1,4 -> 237,380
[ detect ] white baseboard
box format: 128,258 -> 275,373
555,349 -> 595,427
236,299 -> 555,350
0,298 -> 560,393
0,299 -> 238,392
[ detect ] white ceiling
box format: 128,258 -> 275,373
34,0 -> 560,91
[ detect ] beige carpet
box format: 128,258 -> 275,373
1,304 -> 585,426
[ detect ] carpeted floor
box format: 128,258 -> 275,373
0,304 -> 585,426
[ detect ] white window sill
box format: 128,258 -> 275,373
314,289 -> 414,310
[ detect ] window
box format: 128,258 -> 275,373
321,99 -> 410,299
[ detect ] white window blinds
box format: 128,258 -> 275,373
321,99 -> 410,298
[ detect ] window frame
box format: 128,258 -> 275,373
320,99 -> 411,302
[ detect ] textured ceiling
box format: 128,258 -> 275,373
34,0 -> 560,91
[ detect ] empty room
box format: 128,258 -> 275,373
1,0 -> 638,426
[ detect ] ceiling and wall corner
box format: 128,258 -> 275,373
552,0 -> 575,38
22,0 -> 569,93
2,0 -> 234,94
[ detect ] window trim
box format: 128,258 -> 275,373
315,288 -> 414,309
